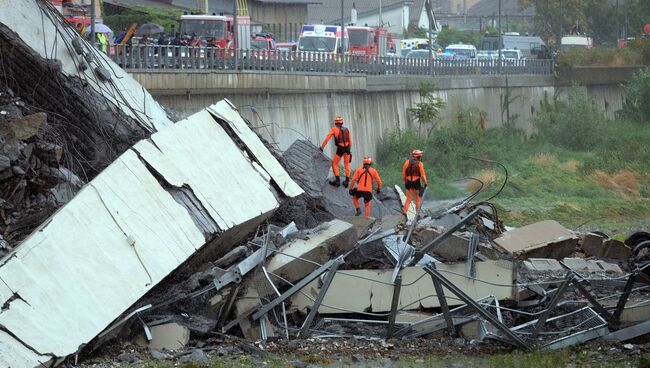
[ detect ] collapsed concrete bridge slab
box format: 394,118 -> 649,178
0,100 -> 302,368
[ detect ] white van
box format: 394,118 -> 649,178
444,44 -> 477,59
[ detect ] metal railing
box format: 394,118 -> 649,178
107,44 -> 553,76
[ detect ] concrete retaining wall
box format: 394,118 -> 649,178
133,71 -> 623,160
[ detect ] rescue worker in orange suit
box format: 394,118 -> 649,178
319,116 -> 352,187
349,156 -> 382,217
402,150 -> 428,216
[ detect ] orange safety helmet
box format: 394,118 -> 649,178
334,116 -> 344,125
411,149 -> 423,158
362,156 -> 373,165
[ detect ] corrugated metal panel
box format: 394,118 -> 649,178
0,102 -> 301,366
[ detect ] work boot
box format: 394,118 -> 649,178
342,177 -> 350,187
355,208 -> 362,216
329,176 -> 341,187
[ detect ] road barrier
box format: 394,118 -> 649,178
107,45 -> 553,76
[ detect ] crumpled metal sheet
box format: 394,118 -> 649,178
0,101 -> 302,367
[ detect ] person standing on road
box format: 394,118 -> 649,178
320,116 -> 352,187
349,156 -> 382,217
402,150 -> 428,216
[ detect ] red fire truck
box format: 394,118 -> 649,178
179,14 -> 251,49
347,26 -> 390,57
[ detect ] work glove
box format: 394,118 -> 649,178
349,188 -> 356,195
376,188 -> 381,194
319,147 -> 323,152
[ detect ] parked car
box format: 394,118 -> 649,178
405,49 -> 436,59
444,44 -> 477,59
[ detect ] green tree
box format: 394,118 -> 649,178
622,67 -> 650,122
408,83 -> 446,135
435,28 -> 481,48
518,0 -> 589,45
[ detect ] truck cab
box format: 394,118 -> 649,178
298,25 -> 346,54
251,33 -> 275,50
347,26 -> 388,57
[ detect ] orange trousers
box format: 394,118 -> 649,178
403,188 -> 421,214
332,153 -> 351,178
352,196 -> 372,217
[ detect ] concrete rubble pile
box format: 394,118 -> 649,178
78,139 -> 649,363
2,2 -> 650,367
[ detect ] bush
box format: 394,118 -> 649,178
435,28 -> 481,48
532,87 -> 609,150
622,67 -> 650,122
556,47 -> 644,68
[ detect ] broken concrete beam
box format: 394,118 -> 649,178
290,260 -> 515,314
0,101 -> 301,366
562,258 -> 624,274
492,220 -> 577,259
522,258 -> 565,272
342,216 -> 376,239
582,235 -> 632,260
148,323 -> 190,352
620,303 -> 650,324
603,319 -> 650,342
412,227 -> 469,261
266,219 -> 356,283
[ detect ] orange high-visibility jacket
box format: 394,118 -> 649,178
402,159 -> 428,185
350,166 -> 381,192
321,126 -> 352,149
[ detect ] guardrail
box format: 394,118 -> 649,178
107,44 -> 553,76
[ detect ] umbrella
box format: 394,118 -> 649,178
87,23 -> 112,34
135,23 -> 164,36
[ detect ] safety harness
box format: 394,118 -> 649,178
334,127 -> 351,147
407,159 -> 420,179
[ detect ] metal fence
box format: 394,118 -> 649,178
107,45 -> 553,76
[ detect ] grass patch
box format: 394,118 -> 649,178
376,103 -> 650,229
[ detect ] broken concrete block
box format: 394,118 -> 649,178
583,237 -> 632,260
412,227 -> 469,261
562,257 -> 596,272
342,216 -> 376,239
590,260 -> 623,274
522,258 -> 565,272
9,112 -> 46,140
266,219 -> 356,283
290,260 -> 515,314
234,281 -> 277,341
380,213 -> 405,232
620,303 -> 650,324
148,323 -> 190,352
492,220 -> 577,259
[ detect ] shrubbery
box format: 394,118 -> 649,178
532,87 -> 609,150
622,67 -> 650,122
557,39 -> 650,67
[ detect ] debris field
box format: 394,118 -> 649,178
1,2 -> 650,367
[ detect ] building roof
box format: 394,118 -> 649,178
103,0 -> 186,9
467,0 -> 533,16
307,0 -> 419,25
